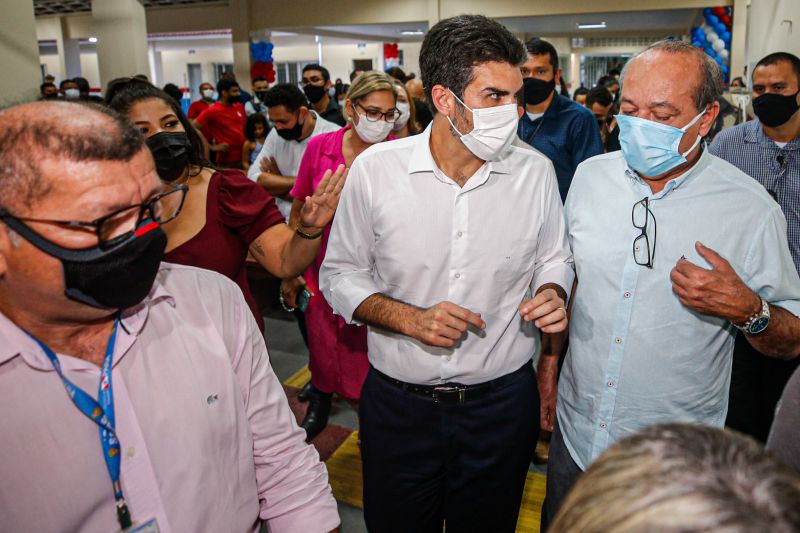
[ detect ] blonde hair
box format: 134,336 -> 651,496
345,70 -> 397,105
550,424 -> 800,533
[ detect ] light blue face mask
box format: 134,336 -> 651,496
616,107 -> 706,177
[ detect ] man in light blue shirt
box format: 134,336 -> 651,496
542,40 -> 800,528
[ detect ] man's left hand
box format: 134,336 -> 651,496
670,241 -> 761,324
260,156 -> 282,176
298,164 -> 348,230
519,288 -> 567,333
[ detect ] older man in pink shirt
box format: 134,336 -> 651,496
0,101 -> 340,533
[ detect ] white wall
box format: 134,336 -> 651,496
39,52 -> 100,88
159,47 -> 234,88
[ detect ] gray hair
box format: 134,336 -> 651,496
621,39 -> 722,112
550,424 -> 800,533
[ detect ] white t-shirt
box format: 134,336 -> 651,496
247,112 -> 341,220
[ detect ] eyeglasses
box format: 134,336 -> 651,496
352,102 -> 401,122
0,185 -> 187,250
632,196 -> 657,268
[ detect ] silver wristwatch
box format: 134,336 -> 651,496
736,298 -> 770,335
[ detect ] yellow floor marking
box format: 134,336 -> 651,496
284,364 -> 312,389
324,430 -> 545,533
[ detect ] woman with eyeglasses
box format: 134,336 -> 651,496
284,71 -> 398,440
107,79 -> 345,333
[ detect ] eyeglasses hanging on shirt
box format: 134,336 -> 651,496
632,197 -> 657,268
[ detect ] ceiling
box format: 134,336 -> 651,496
498,8 -> 701,37
33,0 -> 227,17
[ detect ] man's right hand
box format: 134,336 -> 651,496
260,156 -> 282,175
410,302 -> 486,348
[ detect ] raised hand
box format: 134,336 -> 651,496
298,164 -> 348,230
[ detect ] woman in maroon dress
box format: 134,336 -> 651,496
108,80 -> 345,332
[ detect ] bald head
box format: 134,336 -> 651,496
0,101 -> 143,213
622,40 -> 722,113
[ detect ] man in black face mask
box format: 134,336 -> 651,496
0,101 -> 342,532
517,38 -> 604,202
301,64 -> 346,126
245,76 -> 270,117
710,51 -> 800,444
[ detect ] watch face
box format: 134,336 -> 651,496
749,317 -> 770,334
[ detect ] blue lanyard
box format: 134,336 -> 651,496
27,318 -> 133,530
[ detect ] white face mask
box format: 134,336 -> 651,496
446,89 -> 519,161
393,101 -> 411,131
64,88 -> 80,100
201,88 -> 214,100
351,106 -> 394,144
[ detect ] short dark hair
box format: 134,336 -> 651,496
59,79 -> 76,90
73,76 -> 91,94
0,102 -> 143,212
573,87 -> 589,100
420,15 -> 526,115
244,113 -> 268,142
754,52 -> 800,84
216,78 -> 239,94
107,78 -> 211,176
40,82 -> 56,94
525,38 -> 559,71
162,83 -> 183,104
349,70 -> 361,82
302,63 -> 330,82
586,87 -> 613,108
262,83 -> 308,113
385,66 -> 408,84
251,76 -> 267,84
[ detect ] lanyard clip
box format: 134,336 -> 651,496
116,499 -> 132,530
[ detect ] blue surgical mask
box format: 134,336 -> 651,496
616,107 -> 706,177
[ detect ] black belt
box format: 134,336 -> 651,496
371,362 -> 531,404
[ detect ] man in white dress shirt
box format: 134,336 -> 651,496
320,15 -> 574,533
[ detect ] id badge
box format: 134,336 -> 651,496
121,518 -> 160,533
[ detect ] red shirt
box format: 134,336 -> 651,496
195,102 -> 247,164
164,169 -> 283,331
187,99 -> 211,120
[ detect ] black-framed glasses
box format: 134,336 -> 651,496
352,102 -> 401,122
632,196 -> 657,268
0,184 -> 187,250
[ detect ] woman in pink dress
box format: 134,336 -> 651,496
287,71 -> 399,439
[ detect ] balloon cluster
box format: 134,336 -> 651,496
384,43 -> 400,68
250,41 -> 276,83
691,6 -> 733,82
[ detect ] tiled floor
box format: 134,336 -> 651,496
264,312 -> 547,533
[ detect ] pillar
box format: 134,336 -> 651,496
746,0 -> 800,76
0,0 -> 41,105
230,0 -> 251,88
62,38 -> 82,79
729,0 -> 748,81
92,0 -> 150,88
428,0 -> 441,28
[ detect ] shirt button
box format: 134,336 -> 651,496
444,356 -> 452,362
634,245 -> 641,252
457,231 -> 463,237
614,337 -> 622,344
599,421 -> 608,429
126,447 -> 136,458
607,380 -> 615,388
454,273 -> 461,279
623,291 -> 631,299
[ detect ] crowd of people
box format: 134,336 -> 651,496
6,12 -> 800,533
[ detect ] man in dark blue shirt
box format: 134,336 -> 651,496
518,38 -> 603,201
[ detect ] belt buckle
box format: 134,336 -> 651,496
432,385 -> 466,404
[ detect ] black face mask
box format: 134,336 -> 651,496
752,91 -> 800,127
523,77 -> 556,106
276,113 -> 305,141
146,132 -> 192,182
303,84 -> 326,104
0,213 -> 167,310
255,91 -> 268,102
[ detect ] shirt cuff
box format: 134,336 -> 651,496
326,274 -> 381,325
532,264 -> 575,304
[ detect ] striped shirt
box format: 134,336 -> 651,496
709,120 -> 800,272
